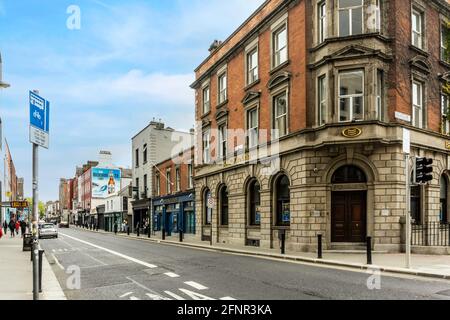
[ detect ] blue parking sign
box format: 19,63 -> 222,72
29,91 -> 49,133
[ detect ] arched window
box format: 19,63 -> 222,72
410,173 -> 421,224
332,165 -> 367,183
440,176 -> 448,224
204,189 -> 212,225
219,185 -> 229,226
248,180 -> 261,226
274,175 -> 290,226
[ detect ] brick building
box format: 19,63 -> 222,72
152,147 -> 195,238
191,0 -> 450,253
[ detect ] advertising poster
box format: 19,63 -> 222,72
92,168 -> 121,198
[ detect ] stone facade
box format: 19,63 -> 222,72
191,0 -> 450,253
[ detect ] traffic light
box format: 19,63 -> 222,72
415,157 -> 433,184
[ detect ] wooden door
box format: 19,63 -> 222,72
331,191 -> 366,242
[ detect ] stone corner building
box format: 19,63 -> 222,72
191,0 -> 450,253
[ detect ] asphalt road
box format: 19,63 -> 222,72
40,228 -> 450,300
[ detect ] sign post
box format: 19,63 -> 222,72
29,90 -> 50,300
403,128 -> 411,269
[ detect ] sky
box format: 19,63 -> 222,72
0,0 -> 265,202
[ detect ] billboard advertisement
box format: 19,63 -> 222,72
91,168 -> 121,198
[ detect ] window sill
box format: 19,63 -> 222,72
244,79 -> 261,91
439,60 -> 450,69
309,33 -> 391,53
216,99 -> 228,109
201,111 -> 211,119
247,225 -> 261,229
270,60 -> 290,75
272,225 -> 290,230
409,45 -> 429,57
218,225 -> 229,229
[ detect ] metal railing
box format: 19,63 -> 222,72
411,222 -> 450,247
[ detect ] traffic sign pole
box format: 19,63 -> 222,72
405,154 -> 411,269
403,128 -> 411,269
31,89 -> 40,300
32,141 -> 39,300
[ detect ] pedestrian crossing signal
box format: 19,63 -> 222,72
415,157 -> 433,184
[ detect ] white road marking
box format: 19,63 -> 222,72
60,233 -> 157,268
119,292 -> 133,298
164,291 -> 186,300
126,276 -> 168,300
82,251 -> 108,266
179,288 -> 215,300
52,249 -> 56,253
129,296 -> 140,300
58,249 -> 63,252
52,254 -> 65,270
184,281 -> 208,290
220,296 -> 237,300
146,293 -> 170,300
64,249 -> 68,252
164,272 -> 180,278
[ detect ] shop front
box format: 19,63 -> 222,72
131,198 -> 151,233
152,192 -> 195,237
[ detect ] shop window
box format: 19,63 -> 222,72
219,185 -> 229,226
204,189 -> 212,225
274,175 -> 290,226
248,179 -> 261,226
440,176 -> 448,224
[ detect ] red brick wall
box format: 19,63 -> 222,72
195,0 -> 306,161
155,148 -> 194,197
388,0 -> 448,131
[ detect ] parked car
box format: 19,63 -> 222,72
39,223 -> 58,239
59,222 -> 69,228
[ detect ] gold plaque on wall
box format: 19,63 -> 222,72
342,127 -> 362,138
445,141 -> 450,150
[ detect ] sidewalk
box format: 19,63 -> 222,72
0,235 -> 66,300
75,226 -> 450,280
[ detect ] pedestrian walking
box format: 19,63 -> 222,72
15,220 -> 20,236
20,220 -> 27,237
2,220 -> 7,236
9,220 -> 16,238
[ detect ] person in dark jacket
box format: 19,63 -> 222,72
2,220 -> 7,236
113,222 -> 118,235
8,220 -> 16,238
20,220 -> 27,237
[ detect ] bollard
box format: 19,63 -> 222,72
162,228 -> 166,241
317,234 -> 323,259
179,229 -> 183,243
38,249 -> 44,293
148,227 -> 151,238
127,226 -> 130,236
281,232 -> 286,255
366,236 -> 372,265
137,227 -> 140,237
